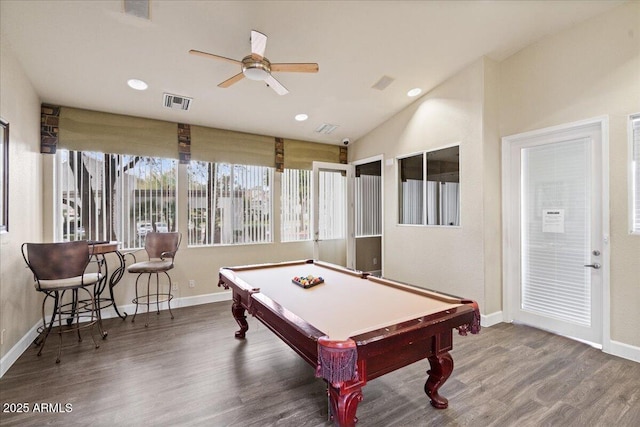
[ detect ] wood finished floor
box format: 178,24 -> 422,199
1,302 -> 639,426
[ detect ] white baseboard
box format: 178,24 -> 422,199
481,310 -> 503,327
0,291 -> 232,378
98,290 -> 232,320
607,339 -> 640,363
0,321 -> 42,378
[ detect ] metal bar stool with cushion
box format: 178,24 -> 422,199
21,240 -> 103,363
127,232 -> 181,327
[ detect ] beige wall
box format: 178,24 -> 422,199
350,1 -> 639,351
499,1 -> 640,347
1,0 -> 638,367
0,43 -> 44,361
350,58 -> 491,311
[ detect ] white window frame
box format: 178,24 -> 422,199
629,113 -> 640,235
397,151 -> 425,226
54,149 -> 178,249
280,168 -> 312,243
187,161 -> 273,247
396,143 -> 461,227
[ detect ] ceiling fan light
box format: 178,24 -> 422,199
244,67 -> 268,81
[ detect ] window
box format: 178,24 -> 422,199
187,161 -> 273,246
281,168 -> 312,242
631,114 -> 640,234
318,170 -> 347,240
397,145 -> 460,226
0,119 -> 8,233
55,150 -> 177,249
355,162 -> 382,237
398,153 -> 424,225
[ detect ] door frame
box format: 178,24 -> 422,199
312,161 -> 355,269
501,116 -> 610,350
353,154 -> 385,276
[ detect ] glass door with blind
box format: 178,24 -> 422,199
503,120 -> 607,345
312,162 -> 354,269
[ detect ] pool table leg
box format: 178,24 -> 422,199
328,382 -> 363,427
424,352 -> 454,409
231,300 -> 249,339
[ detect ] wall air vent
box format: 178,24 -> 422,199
163,93 -> 192,111
315,123 -> 339,135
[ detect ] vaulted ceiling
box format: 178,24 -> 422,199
0,0 -> 623,145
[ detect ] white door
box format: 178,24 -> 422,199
503,119 -> 608,345
312,162 -> 354,269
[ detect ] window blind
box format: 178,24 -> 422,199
521,139 -> 591,326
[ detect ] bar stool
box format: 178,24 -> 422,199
127,232 -> 181,327
21,240 -> 102,363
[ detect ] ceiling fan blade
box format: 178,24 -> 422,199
251,30 -> 267,60
270,63 -> 319,73
218,72 -> 245,88
189,49 -> 241,66
264,74 -> 289,95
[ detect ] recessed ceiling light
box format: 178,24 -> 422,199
295,113 -> 308,122
127,79 -> 148,91
407,88 -> 422,97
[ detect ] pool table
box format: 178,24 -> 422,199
218,260 -> 480,426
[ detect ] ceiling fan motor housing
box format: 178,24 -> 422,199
242,55 -> 270,81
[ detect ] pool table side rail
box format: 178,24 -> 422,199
366,276 -> 465,305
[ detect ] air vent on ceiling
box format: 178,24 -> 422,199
315,123 -> 339,135
371,75 -> 395,91
123,0 -> 150,20
163,93 -> 192,111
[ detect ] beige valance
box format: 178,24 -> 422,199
283,138 -> 342,170
52,106 -> 341,169
58,107 -> 178,159
190,126 -> 274,167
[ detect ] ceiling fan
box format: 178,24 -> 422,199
189,30 -> 319,95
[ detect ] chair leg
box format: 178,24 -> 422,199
164,272 -> 175,320
37,292 -> 58,356
93,281 -> 108,339
145,273 -> 152,327
55,290 -> 66,364
155,273 -> 161,315
81,286 -> 100,350
132,274 -> 142,323
73,289 -> 83,343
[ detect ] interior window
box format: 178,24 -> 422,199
427,145 -> 460,226
398,154 -> 424,225
397,145 -> 460,226
630,114 -> 640,234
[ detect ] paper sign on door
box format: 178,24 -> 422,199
542,209 -> 565,233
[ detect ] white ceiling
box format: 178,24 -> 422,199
0,0 -> 623,145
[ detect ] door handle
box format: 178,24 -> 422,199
584,263 -> 601,269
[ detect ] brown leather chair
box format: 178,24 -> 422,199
127,232 -> 181,327
21,240 -> 103,363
